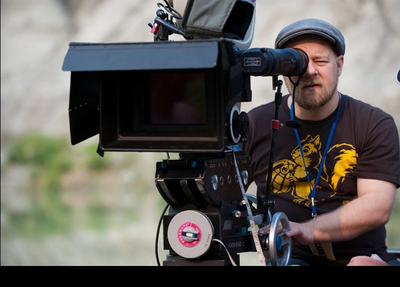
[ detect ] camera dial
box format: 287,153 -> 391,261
167,210 -> 214,259
229,106 -> 249,144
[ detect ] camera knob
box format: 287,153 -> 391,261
156,9 -> 168,20
230,107 -> 249,144
211,175 -> 219,191
241,170 -> 249,185
237,112 -> 249,137
167,211 -> 214,259
181,226 -> 200,243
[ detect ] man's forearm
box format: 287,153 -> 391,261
304,180 -> 395,243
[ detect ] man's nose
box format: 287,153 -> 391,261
306,61 -> 318,76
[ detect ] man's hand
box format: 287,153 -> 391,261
259,220 -> 315,245
282,221 -> 314,245
347,255 -> 389,266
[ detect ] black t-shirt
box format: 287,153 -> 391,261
246,94 -> 400,265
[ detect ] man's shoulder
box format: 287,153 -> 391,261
249,95 -> 289,117
248,103 -> 272,115
342,94 -> 394,120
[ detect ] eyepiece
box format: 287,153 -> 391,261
268,48 -> 309,77
237,48 -> 309,77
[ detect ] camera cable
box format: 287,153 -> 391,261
155,203 -> 170,267
212,239 -> 238,266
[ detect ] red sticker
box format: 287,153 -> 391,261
177,222 -> 202,248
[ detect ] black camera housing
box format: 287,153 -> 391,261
63,39 -> 251,154
63,36 -> 307,266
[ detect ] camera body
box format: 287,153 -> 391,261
62,0 -> 308,265
63,39 -> 308,154
63,39 -> 259,264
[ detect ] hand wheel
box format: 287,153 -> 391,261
268,212 -> 292,266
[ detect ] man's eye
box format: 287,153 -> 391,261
315,59 -> 330,64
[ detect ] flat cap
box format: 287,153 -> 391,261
275,18 -> 346,56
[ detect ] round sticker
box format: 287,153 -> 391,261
177,222 -> 201,248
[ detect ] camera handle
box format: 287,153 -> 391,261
261,212 -> 292,266
248,194 -> 292,266
149,1 -> 185,41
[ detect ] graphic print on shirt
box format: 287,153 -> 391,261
270,135 -> 358,206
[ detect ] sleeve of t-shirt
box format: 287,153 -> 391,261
353,108 -> 400,188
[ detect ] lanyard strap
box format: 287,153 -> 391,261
290,93 -> 341,218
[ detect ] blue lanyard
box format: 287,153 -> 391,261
290,93 -> 341,218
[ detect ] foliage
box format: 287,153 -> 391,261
2,133 -> 113,238
83,143 -> 109,172
3,133 -> 73,236
7,133 -> 71,171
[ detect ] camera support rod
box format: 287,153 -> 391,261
260,79 -> 283,218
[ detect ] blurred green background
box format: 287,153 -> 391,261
1,0 -> 399,265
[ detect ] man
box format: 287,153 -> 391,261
245,19 -> 400,266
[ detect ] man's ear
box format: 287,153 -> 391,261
337,55 -> 344,77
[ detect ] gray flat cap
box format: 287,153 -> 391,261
275,18 -> 346,56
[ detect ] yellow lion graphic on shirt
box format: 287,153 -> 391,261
270,135 -> 358,206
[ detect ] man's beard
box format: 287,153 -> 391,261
289,76 -> 339,110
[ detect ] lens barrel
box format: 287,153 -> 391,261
238,48 -> 309,77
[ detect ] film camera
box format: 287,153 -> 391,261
62,0 -> 309,266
